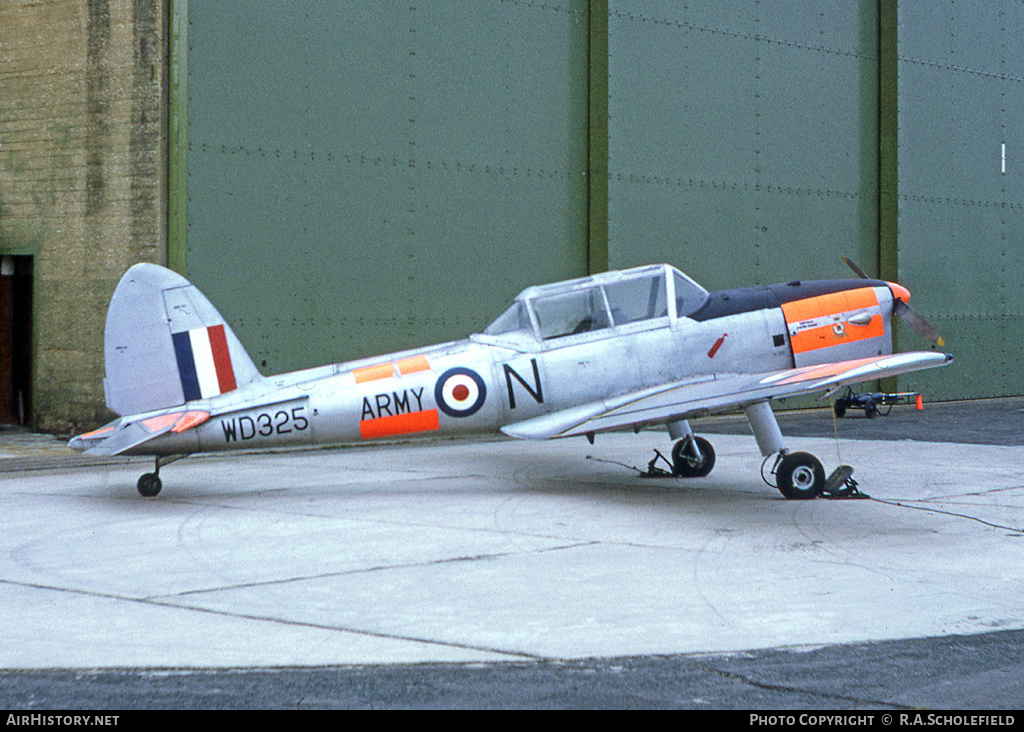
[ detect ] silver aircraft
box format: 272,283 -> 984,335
69,261 -> 951,498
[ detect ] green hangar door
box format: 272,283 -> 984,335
606,1 -> 882,289
181,2 -> 591,374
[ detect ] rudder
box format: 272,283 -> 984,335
104,263 -> 262,416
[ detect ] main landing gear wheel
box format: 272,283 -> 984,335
672,436 -> 716,478
137,472 -> 162,498
775,452 -> 825,500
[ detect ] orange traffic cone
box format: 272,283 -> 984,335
916,394 -> 924,410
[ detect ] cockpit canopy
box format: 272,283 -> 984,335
480,264 -> 709,346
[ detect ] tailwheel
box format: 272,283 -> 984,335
775,452 -> 825,500
671,436 -> 716,478
137,472 -> 162,498
135,455 -> 186,498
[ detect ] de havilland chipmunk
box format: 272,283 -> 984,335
69,259 -> 951,499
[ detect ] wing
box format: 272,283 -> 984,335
501,351 -> 953,440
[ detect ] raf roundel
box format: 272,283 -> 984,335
435,367 -> 487,417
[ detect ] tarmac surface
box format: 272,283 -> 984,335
1,397 -> 1022,709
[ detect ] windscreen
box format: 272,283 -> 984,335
603,273 -> 667,324
674,271 -> 710,317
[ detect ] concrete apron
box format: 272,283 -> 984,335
2,432 -> 1022,668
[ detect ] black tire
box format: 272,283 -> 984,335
833,401 -> 847,419
137,473 -> 162,498
776,452 -> 825,500
672,436 -> 716,478
864,399 -> 877,419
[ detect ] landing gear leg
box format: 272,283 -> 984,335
136,454 -> 187,498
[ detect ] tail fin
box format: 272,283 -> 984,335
103,263 -> 262,416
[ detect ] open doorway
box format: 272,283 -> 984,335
0,255 -> 33,426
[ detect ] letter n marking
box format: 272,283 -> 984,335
504,359 -> 543,409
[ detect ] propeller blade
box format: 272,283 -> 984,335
894,299 -> 946,348
842,256 -> 946,347
842,255 -> 871,280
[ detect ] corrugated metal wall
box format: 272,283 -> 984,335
179,0 -> 1023,399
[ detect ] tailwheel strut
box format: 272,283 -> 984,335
137,454 -> 187,498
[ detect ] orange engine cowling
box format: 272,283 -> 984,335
780,285 -> 894,367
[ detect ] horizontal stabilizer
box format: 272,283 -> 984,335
69,410 -> 210,456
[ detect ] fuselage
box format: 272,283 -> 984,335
134,265 -> 901,457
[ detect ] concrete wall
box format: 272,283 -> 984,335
0,0 -> 166,432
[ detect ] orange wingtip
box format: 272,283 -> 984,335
762,356 -> 880,386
